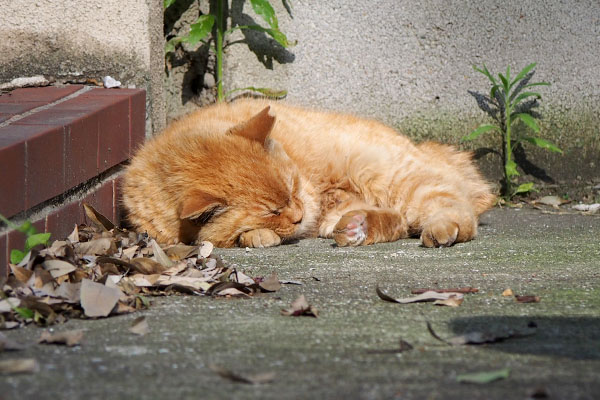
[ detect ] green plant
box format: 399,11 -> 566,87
463,63 -> 562,198
165,0 -> 293,102
0,214 -> 51,264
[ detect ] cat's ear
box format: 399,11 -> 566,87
265,138 -> 290,161
180,190 -> 227,223
227,106 -> 275,145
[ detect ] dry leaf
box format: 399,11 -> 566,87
209,364 -> 275,385
0,358 -> 39,374
42,259 -> 76,278
156,275 -> 212,292
258,273 -> 281,292
80,279 -> 123,317
164,244 -> 197,260
427,321 -> 536,346
0,298 -> 21,313
516,295 -> 541,303
67,224 -> 79,243
433,295 -> 464,307
75,238 -> 116,256
366,338 -> 413,354
54,282 -> 81,303
199,241 -> 214,258
38,329 -> 83,346
129,316 -> 149,336
281,295 -> 318,317
9,265 -> 32,283
150,240 -> 175,268
131,257 -> 169,275
376,287 -> 464,304
216,287 -> 250,297
502,288 -> 514,297
83,203 -> 115,231
411,287 -> 478,294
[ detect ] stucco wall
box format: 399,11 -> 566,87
0,0 -> 165,134
221,0 -> 600,181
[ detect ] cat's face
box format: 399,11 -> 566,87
178,107 -> 318,247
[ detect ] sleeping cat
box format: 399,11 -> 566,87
122,99 -> 495,248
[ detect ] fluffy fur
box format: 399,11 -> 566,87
123,99 -> 495,248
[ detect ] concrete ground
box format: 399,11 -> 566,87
1,207 -> 599,400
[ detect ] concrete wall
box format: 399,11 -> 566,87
0,0 -> 166,134
221,0 -> 600,182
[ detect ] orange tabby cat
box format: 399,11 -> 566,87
123,99 -> 495,248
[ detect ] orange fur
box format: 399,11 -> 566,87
122,99 -> 495,248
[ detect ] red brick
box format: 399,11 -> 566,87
0,233 -> 7,277
0,138 -> 26,218
97,97 -> 129,173
0,86 -> 83,104
14,108 -> 90,127
24,125 -> 66,209
64,113 -> 99,190
82,180 -> 115,224
6,218 -> 45,264
0,102 -> 45,115
129,90 -> 146,154
45,201 -> 83,241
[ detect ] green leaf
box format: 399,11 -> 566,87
250,0 -> 279,30
505,159 -> 519,178
511,91 -> 542,106
227,86 -> 287,99
513,182 -> 535,195
489,84 -> 501,100
164,0 -> 177,9
510,62 -> 536,89
473,64 -> 497,85
498,73 -> 509,92
184,15 -> 215,46
10,249 -> 25,264
14,307 -> 35,319
512,113 -> 540,133
457,368 -> 510,384
17,220 -> 36,236
165,37 -> 183,54
240,25 -> 292,47
461,124 -> 499,142
521,137 -> 563,153
24,232 -> 51,252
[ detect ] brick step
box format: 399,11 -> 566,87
0,85 -> 146,275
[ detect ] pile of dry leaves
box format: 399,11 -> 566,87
0,204 -> 282,329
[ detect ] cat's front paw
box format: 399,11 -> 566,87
238,229 -> 281,248
420,210 -> 476,247
333,211 -> 368,246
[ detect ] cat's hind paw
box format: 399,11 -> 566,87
333,211 -> 368,247
420,221 -> 458,247
238,229 -> 282,248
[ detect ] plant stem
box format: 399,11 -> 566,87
215,0 -> 225,102
504,96 -> 513,195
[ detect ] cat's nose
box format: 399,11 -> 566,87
291,208 -> 303,225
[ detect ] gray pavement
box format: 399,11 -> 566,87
1,207 -> 599,400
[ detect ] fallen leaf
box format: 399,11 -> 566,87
376,287 -> 464,304
42,259 -> 76,278
516,295 -> 541,303
0,358 -> 39,374
502,288 -> 514,297
67,224 -> 79,243
131,257 -> 170,275
80,279 -> 123,317
83,203 -> 115,231
209,364 -> 275,384
433,295 -> 464,307
411,287 -> 478,294
9,264 -> 33,283
457,368 -> 510,384
572,203 -> 600,213
156,275 -> 212,292
75,238 -> 116,256
534,195 -> 567,208
0,298 -> 21,313
281,295 -> 318,317
199,241 -> 214,258
427,321 -> 536,346
150,240 -> 175,268
258,273 -> 281,292
129,316 -> 149,336
216,287 -> 250,297
38,329 -> 83,346
279,279 -> 303,285
54,282 -> 81,303
164,244 -> 197,260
